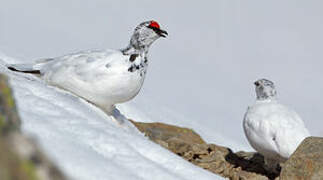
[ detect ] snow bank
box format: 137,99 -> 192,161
0,53 -> 223,180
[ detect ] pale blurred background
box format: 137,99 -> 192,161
1,0 -> 322,150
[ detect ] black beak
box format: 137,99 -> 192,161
254,81 -> 260,86
157,29 -> 168,38
150,26 -> 168,38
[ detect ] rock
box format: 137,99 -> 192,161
0,74 -> 21,133
280,136 -> 323,180
129,120 -> 206,145
130,120 -> 276,180
0,74 -> 66,180
131,120 -> 323,180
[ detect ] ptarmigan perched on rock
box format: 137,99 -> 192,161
7,20 -> 168,124
243,79 -> 310,172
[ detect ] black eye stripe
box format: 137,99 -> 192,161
148,26 -> 159,30
148,26 -> 161,33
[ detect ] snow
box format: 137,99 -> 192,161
0,53 -> 224,179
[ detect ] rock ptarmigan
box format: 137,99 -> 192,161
243,79 -> 310,172
7,20 -> 168,124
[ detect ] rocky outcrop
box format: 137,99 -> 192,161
131,121 -> 323,180
280,137 -> 323,180
0,74 -> 66,180
130,120 -> 277,180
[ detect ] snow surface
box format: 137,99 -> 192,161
0,53 -> 224,179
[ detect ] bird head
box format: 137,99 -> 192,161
254,79 -> 277,100
130,20 -> 168,51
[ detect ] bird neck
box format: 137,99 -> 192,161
121,44 -> 148,57
255,97 -> 277,104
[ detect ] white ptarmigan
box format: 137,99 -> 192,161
7,20 -> 168,123
243,79 -> 310,172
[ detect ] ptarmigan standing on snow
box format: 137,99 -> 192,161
7,20 -> 168,123
243,79 -> 310,172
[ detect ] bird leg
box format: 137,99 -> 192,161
110,107 -> 127,125
264,157 -> 281,175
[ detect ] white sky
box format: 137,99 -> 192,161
1,0 -> 323,150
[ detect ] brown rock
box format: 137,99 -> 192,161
0,74 -> 21,133
280,136 -> 323,180
130,120 -> 276,180
129,120 -> 206,145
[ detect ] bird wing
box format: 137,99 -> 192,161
41,49 -> 125,83
267,104 -> 310,158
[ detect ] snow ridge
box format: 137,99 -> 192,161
0,53 -> 223,180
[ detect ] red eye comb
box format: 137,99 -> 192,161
149,21 -> 160,29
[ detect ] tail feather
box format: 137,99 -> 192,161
7,64 -> 41,74
7,58 -> 54,74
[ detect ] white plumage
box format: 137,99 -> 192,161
7,20 -> 168,123
40,50 -> 146,113
243,79 -> 310,171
